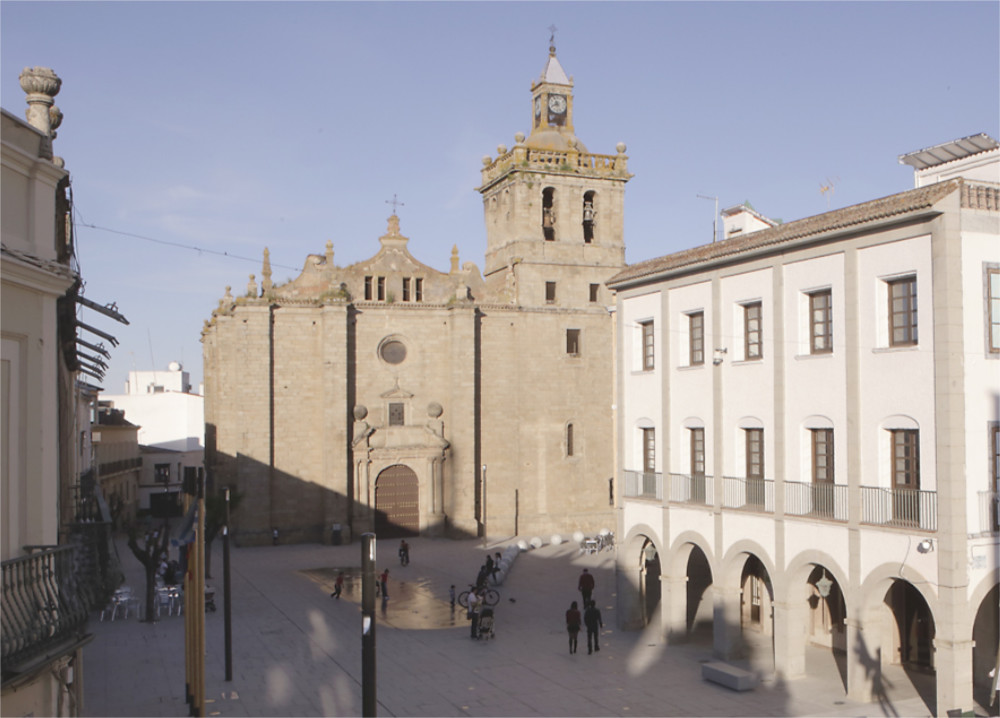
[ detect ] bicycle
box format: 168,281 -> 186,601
457,584 -> 499,608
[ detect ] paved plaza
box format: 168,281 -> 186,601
83,535 -> 937,717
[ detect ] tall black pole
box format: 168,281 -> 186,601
223,487 -> 232,681
361,533 -> 376,717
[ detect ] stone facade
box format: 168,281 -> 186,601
202,45 -> 630,545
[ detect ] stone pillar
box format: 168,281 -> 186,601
845,616 -> 878,703
772,599 -> 808,678
934,635 -> 975,717
661,575 -> 689,643
712,584 -> 743,659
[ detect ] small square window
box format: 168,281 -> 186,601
589,284 -> 600,303
566,328 -> 581,355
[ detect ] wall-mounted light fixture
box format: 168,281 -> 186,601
713,347 -> 728,365
917,538 -> 934,553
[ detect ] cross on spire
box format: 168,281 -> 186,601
548,24 -> 558,52
385,194 -> 404,216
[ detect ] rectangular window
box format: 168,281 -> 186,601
809,290 -> 833,354
566,329 -> 581,355
545,281 -> 556,303
642,428 -> 656,473
744,302 -> 762,360
891,429 -> 920,489
567,423 -> 574,457
888,276 -> 918,346
589,283 -> 600,303
746,429 -> 764,479
364,276 -> 373,301
377,276 -> 386,302
415,278 -> 423,302
689,312 -> 704,365
690,428 -> 705,477
811,429 -> 834,483
989,268 -> 1000,353
641,321 -> 655,370
402,277 -> 411,302
388,403 -> 404,426
154,463 -> 170,483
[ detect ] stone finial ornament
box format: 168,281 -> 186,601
325,240 -> 334,266
261,248 -> 273,294
20,67 -> 62,138
450,245 -> 459,273
247,274 -> 258,298
616,142 -> 627,154
353,405 -> 368,421
427,402 -> 443,418
514,132 -> 525,145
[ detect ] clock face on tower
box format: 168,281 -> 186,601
547,94 -> 567,114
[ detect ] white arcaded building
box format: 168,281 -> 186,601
608,134 -> 999,715
102,362 -> 203,513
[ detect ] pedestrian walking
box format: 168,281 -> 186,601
330,571 -> 344,599
491,551 -> 502,583
379,568 -> 390,600
398,540 -> 410,566
449,584 -> 456,610
578,568 -> 595,606
584,600 -> 603,654
565,600 -> 581,654
468,589 -> 483,639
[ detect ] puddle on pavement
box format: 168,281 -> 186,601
300,566 -> 467,630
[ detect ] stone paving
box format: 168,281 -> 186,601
82,535 -> 937,717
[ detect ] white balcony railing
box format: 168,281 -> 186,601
785,481 -> 849,522
623,470 -> 662,501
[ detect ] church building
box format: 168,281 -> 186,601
202,43 -> 632,544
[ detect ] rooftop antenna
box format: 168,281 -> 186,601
820,176 -> 839,209
696,194 -> 719,243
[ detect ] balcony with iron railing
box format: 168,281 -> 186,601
2,546 -> 91,679
977,491 -> 1000,535
622,471 -> 939,532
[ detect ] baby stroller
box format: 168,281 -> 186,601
477,607 -> 495,640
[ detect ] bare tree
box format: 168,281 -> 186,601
126,521 -> 170,623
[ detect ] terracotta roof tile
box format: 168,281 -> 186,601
608,180 -> 961,288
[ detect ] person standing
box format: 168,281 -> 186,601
330,571 -> 345,599
398,540 -> 410,566
468,589 -> 483,639
565,601 -> 582,654
584,600 -> 603,654
449,584 -> 456,610
578,568 -> 595,606
379,568 -> 390,600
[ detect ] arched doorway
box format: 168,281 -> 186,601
886,580 -> 935,670
972,583 -> 999,714
686,546 -> 713,640
374,465 -> 419,538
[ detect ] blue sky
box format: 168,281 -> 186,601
3,1 -> 997,393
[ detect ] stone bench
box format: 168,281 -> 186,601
701,661 -> 758,691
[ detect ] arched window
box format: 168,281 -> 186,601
542,187 -> 556,241
582,191 -> 596,243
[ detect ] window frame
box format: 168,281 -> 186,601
388,402 -> 405,427
642,428 -> 656,474
589,283 -> 600,303
641,320 -> 655,371
811,429 -> 834,484
888,276 -> 918,347
545,281 -> 556,303
402,277 -> 411,302
809,289 -> 833,355
689,311 -> 705,366
987,267 -> 999,354
745,428 -> 764,480
744,302 -> 762,360
891,429 -> 920,490
364,276 -> 373,301
690,427 -> 705,477
377,276 -> 386,302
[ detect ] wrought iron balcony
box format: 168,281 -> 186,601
721,475 -> 774,513
860,486 -> 937,531
667,473 -> 714,506
2,546 -> 91,678
623,470 -> 662,501
785,480 -> 849,522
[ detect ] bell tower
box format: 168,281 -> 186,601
477,40 -> 632,308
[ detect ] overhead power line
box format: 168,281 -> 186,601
75,221 -> 301,272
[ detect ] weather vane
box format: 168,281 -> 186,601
548,24 -> 558,48
386,194 -> 404,216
